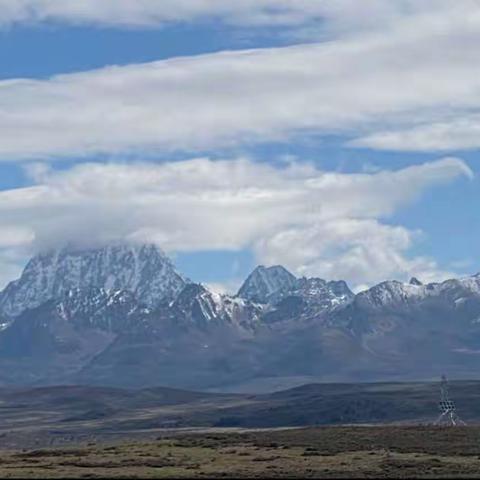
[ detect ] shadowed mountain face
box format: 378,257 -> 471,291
237,265 -> 297,303
0,243 -> 479,390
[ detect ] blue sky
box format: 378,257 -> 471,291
0,1 -> 478,292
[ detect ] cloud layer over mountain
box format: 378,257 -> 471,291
0,1 -> 477,294
0,157 -> 470,290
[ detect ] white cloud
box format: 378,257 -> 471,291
352,115 -> 480,152
0,1 -> 453,30
0,156 -> 471,289
0,2 -> 479,159
0,1 -> 476,290
254,218 -> 457,287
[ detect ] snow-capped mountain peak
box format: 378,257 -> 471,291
0,243 -> 187,317
237,265 -> 297,303
1,243 -> 480,389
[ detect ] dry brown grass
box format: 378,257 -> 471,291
0,426 -> 480,478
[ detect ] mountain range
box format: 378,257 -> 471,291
0,243 -> 479,391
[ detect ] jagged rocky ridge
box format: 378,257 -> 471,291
237,265 -> 297,303
0,243 -> 479,390
0,244 -> 186,317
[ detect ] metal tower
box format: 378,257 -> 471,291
434,374 -> 466,426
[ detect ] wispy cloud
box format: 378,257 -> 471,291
351,115 -> 480,152
0,1 -> 451,31
0,2 -> 479,159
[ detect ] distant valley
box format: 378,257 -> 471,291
0,380 -> 479,449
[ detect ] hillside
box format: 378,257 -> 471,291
0,381 -> 478,449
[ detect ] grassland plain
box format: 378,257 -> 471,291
0,426 -> 480,478
1,380 -> 480,447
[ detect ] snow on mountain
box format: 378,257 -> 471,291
287,277 -> 353,305
167,283 -> 264,332
0,314 -> 11,332
0,243 -> 187,317
355,274 -> 480,312
2,241 -> 480,389
55,287 -> 150,333
331,274 -> 480,349
237,265 -> 297,303
441,275 -> 480,299
262,277 -> 355,324
354,280 -> 429,310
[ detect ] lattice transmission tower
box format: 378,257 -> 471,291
434,374 -> 466,426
